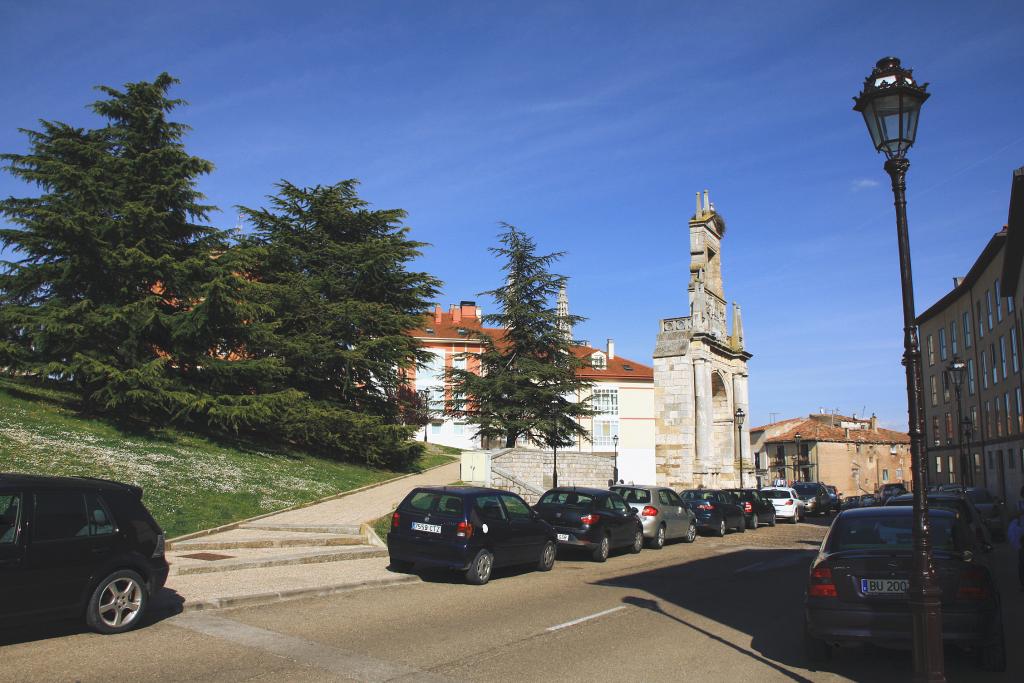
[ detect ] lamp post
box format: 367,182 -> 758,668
854,56 -> 943,682
794,432 -> 802,483
947,358 -> 969,489
612,434 -> 619,485
735,407 -> 746,487
961,418 -> 974,486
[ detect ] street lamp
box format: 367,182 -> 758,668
612,434 -> 619,485
735,407 -> 746,487
794,432 -> 802,483
947,358 -> 969,489
854,56 -> 943,682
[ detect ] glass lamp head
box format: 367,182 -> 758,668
853,57 -> 930,159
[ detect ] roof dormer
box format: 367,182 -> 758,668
590,351 -> 607,370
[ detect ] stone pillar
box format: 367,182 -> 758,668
733,372 -> 751,487
693,356 -> 712,485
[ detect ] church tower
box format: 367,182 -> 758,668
654,190 -> 753,489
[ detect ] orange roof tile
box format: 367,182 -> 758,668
764,418 -> 909,445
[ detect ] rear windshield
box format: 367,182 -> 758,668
681,491 -> 717,501
538,491 -> 595,509
831,514 -> 957,552
967,489 -> 993,504
612,488 -> 651,504
793,483 -> 818,495
400,491 -> 464,517
763,490 -> 792,500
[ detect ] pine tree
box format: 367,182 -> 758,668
0,74 -> 293,429
448,224 -> 592,449
239,180 -> 442,468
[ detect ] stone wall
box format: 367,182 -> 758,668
490,448 -> 614,502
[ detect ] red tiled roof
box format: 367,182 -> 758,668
764,418 -> 909,445
572,346 -> 653,380
750,417 -> 803,432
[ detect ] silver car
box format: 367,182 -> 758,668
611,485 -> 697,548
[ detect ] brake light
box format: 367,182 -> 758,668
808,564 -> 837,598
957,568 -> 990,600
785,499 -> 794,506
743,501 -> 753,513
456,521 -> 473,539
580,513 -> 599,525
697,503 -> 714,511
641,506 -> 659,517
392,511 -> 400,528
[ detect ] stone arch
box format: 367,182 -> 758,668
711,371 -> 731,422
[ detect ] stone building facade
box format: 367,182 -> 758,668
654,192 -> 753,489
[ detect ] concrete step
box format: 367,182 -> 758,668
168,528 -> 364,552
238,522 -> 364,535
168,545 -> 388,576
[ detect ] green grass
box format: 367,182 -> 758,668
0,378 -> 459,538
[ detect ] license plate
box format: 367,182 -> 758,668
411,522 -> 441,534
860,578 -> 908,595
556,533 -> 569,542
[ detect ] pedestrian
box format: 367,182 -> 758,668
1008,509 -> 1024,592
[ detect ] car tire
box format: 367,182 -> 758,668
85,569 -> 149,635
790,513 -> 799,524
592,534 -> 610,562
649,524 -> 666,549
389,559 -> 415,573
716,519 -> 727,537
803,625 -> 832,663
736,517 -> 745,533
630,527 -> 644,554
745,515 -> 757,530
537,541 -> 556,572
464,549 -> 494,585
684,521 -> 697,543
768,512 -> 776,527
979,617 -> 1007,672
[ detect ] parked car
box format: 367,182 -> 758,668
962,488 -> 1006,541
761,486 -> 804,523
0,474 -> 168,634
679,489 -> 746,536
884,492 -> 994,548
840,495 -> 862,511
793,482 -> 832,516
533,487 -> 643,562
804,506 -> 1005,671
725,488 -> 777,529
825,485 -> 841,510
878,482 -> 908,503
611,485 -> 697,548
386,486 -> 557,585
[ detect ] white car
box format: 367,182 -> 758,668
760,487 -> 804,524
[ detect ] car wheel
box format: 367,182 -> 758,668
684,521 -> 697,543
768,512 -> 776,527
86,569 -> 148,634
649,524 -> 666,549
716,519 -> 727,537
979,617 -> 1007,672
630,527 -> 644,554
803,625 -> 832,663
464,549 -> 494,585
537,541 -> 556,572
592,534 -> 610,562
746,515 -> 757,530
790,512 -> 799,524
736,517 -> 745,533
389,558 -> 415,573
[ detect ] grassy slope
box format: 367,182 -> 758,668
0,378 -> 458,538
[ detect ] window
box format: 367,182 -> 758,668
1013,328 -> 1021,374
1010,449 -> 1017,470
896,468 -> 903,479
963,311 -> 972,348
930,375 -> 938,406
981,350 -> 989,389
452,422 -> 464,436
592,387 -> 619,449
1017,387 -> 1023,433
977,301 -> 984,339
927,335 -> 935,365
938,328 -> 947,361
1006,392 -> 1013,435
991,343 -> 999,385
986,290 -> 994,330
950,322 -> 958,356
499,495 -> 532,521
657,490 -> 674,506
996,396 -> 1003,436
985,401 -> 992,438
945,412 -> 953,440
989,452 -> 996,469
931,416 -> 940,444
1009,291 -> 1016,314
590,352 -> 606,370
971,405 -> 978,432
0,493 -> 21,545
33,491 -> 87,541
431,422 -> 442,435
452,355 -> 467,371
968,358 -> 976,395
995,279 -> 1003,322
935,456 -> 942,473
882,469 -> 889,482
949,457 -> 957,483
1000,336 -> 1008,379
474,494 -> 506,522
942,371 -> 950,403
592,419 -> 619,449
592,388 -> 618,415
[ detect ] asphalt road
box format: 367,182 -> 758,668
1,517 -> 1019,682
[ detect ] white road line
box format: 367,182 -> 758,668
546,606 -> 627,632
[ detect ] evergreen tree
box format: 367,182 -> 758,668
239,180 -> 441,468
449,224 -> 592,449
0,74 -> 293,429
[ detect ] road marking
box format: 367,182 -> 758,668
546,606 -> 627,632
171,612 -> 454,682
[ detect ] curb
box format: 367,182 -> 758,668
167,458 -> 459,544
172,574 -> 421,613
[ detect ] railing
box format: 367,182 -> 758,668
660,317 -> 692,332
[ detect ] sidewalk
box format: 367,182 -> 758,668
159,460 -> 460,612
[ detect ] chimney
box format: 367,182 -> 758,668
433,304 -> 442,324
869,414 -> 878,432
695,192 -> 702,218
450,304 -> 461,324
952,276 -> 964,288
702,189 -> 710,215
460,300 -> 477,321
607,338 -> 615,360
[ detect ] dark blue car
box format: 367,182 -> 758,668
386,486 -> 557,585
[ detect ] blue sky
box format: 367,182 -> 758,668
2,1 -> 1023,429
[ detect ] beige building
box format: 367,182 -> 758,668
750,414 -> 911,497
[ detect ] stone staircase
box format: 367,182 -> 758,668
166,521 -> 388,577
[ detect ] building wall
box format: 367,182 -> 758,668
490,448 -> 614,503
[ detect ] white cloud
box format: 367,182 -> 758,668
850,178 -> 880,191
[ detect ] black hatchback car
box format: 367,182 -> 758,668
386,486 -> 557,585
724,488 -> 777,529
680,489 -> 746,536
804,506 -> 1005,671
0,474 -> 168,634
533,487 -> 644,562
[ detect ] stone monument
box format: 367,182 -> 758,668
654,190 -> 753,488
